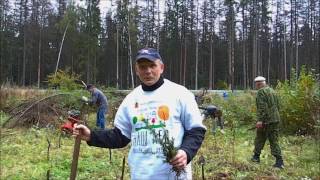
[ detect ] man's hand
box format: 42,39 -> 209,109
169,149 -> 188,170
256,121 -> 263,128
73,124 -> 91,141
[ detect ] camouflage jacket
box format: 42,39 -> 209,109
256,86 -> 281,124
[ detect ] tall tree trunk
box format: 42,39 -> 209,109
37,25 -> 42,88
94,54 -> 96,84
157,0 -> 160,50
282,0 -> 287,80
252,0 -> 258,87
290,0 -> 294,78
208,0 -> 215,90
227,1 -> 235,90
257,16 -> 262,77
87,48 -> 90,83
228,30 -> 233,89
0,0 -> 4,83
245,7 -> 249,88
151,0 -> 155,47
318,0 -> 320,73
146,0 -> 150,47
180,34 -> 183,84
22,0 -> 28,86
311,0 -> 318,71
242,39 -> 246,89
22,28 -> 26,86
182,5 -> 186,87
268,39 -> 271,83
71,55 -> 74,74
231,19 -> 234,90
183,36 -> 186,86
284,23 -> 287,80
209,35 -> 214,90
195,0 -> 199,90
116,25 -> 119,89
252,27 -> 257,81
127,10 -> 134,89
294,0 -> 299,73
242,4 -> 247,89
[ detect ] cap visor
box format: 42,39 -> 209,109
135,54 -> 158,62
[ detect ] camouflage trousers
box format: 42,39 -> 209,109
254,122 -> 282,157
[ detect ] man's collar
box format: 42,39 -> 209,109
141,76 -> 164,91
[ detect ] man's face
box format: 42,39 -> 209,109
255,81 -> 264,90
135,59 -> 164,86
88,87 -> 94,93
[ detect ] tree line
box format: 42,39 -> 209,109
1,0 -> 319,89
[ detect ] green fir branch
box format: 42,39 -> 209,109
148,127 -> 185,177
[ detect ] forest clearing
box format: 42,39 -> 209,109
1,69 -> 319,179
1,0 -> 320,179
1,114 -> 319,179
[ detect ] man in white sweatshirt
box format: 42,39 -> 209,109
74,48 -> 206,180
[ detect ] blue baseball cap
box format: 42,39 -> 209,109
135,48 -> 162,62
86,84 -> 94,90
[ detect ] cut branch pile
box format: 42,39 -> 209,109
3,93 -> 71,129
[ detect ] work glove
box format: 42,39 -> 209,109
81,96 -> 88,102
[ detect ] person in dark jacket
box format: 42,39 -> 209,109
74,48 -> 206,179
200,105 -> 225,135
84,85 -> 108,129
251,76 -> 284,169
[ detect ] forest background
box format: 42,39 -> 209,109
1,0 -> 319,89
1,1 -> 320,178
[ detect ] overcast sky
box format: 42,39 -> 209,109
7,0 -> 291,34
74,0 -> 166,18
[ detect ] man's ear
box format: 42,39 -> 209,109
160,63 -> 164,73
135,63 -> 139,74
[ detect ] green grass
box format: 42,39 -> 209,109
0,111 -> 10,126
0,126 -> 130,180
1,118 -> 319,180
1,87 -> 319,180
194,120 -> 320,179
1,87 -> 319,179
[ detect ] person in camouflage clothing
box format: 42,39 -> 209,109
251,76 -> 284,169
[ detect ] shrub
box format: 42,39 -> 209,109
203,92 -> 256,127
276,67 -> 320,135
222,93 -> 256,126
47,69 -> 82,91
215,80 -> 228,90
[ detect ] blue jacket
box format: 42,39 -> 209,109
89,88 -> 108,109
